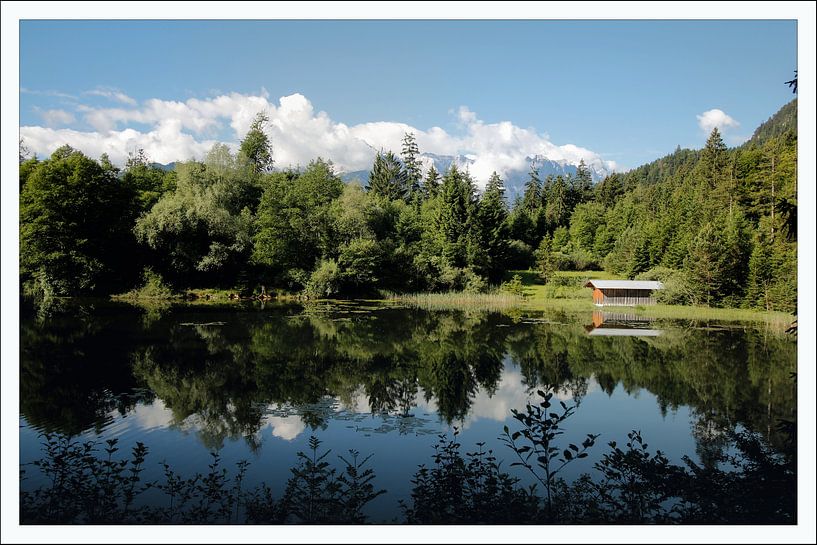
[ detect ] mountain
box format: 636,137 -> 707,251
340,152 -> 611,201
150,162 -> 176,172
743,98 -> 797,148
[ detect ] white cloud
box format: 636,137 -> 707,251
21,87 -> 77,100
84,86 -> 137,106
38,108 -> 75,127
20,89 -> 616,186
696,108 -> 740,134
261,415 -> 306,441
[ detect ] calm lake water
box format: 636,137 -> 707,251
19,299 -> 797,522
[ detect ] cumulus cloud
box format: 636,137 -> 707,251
696,108 -> 740,134
20,89 -> 616,186
262,415 -> 306,441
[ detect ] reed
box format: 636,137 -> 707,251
387,291 -> 525,311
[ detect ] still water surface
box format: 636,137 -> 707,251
19,299 -> 796,522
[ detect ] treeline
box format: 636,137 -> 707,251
515,99 -> 798,312
22,300 -> 795,451
19,101 -> 797,311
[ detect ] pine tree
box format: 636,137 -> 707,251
401,132 -> 423,201
522,161 -> 542,212
425,165 -> 441,198
476,172 -> 510,282
574,159 -> 593,204
745,236 -> 774,310
436,165 -> 476,267
367,151 -> 407,201
545,175 -> 569,228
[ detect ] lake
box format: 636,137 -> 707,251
19,298 -> 797,523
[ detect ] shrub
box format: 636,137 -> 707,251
500,274 -> 526,297
115,269 -> 175,300
506,239 -> 535,270
635,266 -> 697,305
303,259 -> 342,299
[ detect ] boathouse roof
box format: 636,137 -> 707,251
583,280 -> 664,290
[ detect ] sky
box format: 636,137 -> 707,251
19,19 -> 797,180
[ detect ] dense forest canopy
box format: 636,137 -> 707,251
19,101 -> 797,312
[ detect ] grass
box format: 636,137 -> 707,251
110,268 -> 795,332
387,291 -> 526,312
510,269 -> 795,331
111,270 -> 177,301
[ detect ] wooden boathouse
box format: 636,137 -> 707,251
584,280 -> 664,307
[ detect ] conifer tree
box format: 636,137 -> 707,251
424,165 -> 441,198
367,151 -> 407,201
436,165 -> 476,267
401,132 -> 423,201
476,172 -> 510,282
574,159 -> 593,204
522,161 -> 542,212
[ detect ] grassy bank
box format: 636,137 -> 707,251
110,268 -> 795,332
385,291 -> 525,312
509,269 -> 795,331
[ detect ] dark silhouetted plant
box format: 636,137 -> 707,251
402,430 -> 538,523
576,430 -> 684,523
280,436 -> 385,523
500,389 -> 598,520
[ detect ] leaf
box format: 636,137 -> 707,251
569,444 -> 579,452
563,450 -> 573,460
577,453 -> 588,459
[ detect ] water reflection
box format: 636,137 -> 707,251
20,300 -> 797,456
584,310 -> 663,337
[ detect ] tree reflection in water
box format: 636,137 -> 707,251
19,300 -> 797,523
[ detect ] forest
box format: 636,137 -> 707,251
19,99 -> 797,312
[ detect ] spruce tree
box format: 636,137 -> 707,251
476,172 -> 510,282
436,165 -> 475,267
522,161 -> 542,212
367,151 -> 407,201
401,132 -> 423,201
574,159 -> 593,204
425,165 -> 441,198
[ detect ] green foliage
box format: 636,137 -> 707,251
500,274 -> 526,297
20,147 -> 137,295
252,159 -> 343,288
635,266 -> 695,305
367,151 -> 407,201
134,148 -> 257,286
304,259 -> 342,299
239,111 -> 274,174
116,268 -> 176,300
401,132 -> 423,201
17,100 -> 795,309
424,165 -> 441,198
281,436 -> 385,523
475,172 -> 510,282
22,433 -> 383,524
535,236 -> 556,283
402,431 -> 538,523
122,149 -> 175,212
501,390 -> 598,519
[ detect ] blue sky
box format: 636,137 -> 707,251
19,20 -> 797,175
